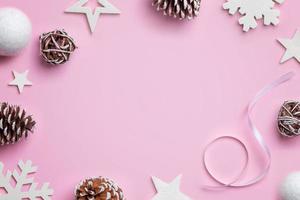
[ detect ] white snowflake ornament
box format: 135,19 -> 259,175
0,160 -> 53,200
223,0 -> 285,32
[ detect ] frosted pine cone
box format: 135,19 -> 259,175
75,177 -> 125,200
278,100 -> 300,137
152,0 -> 201,20
0,103 -> 36,146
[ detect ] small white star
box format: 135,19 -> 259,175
151,175 -> 191,200
65,0 -> 120,33
278,30 -> 300,64
9,70 -> 32,94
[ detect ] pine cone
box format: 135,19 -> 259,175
278,100 -> 300,137
152,0 -> 201,20
75,177 -> 125,200
39,29 -> 76,65
0,103 -> 36,146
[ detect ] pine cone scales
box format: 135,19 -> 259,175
0,103 -> 35,146
152,0 -> 201,20
75,177 -> 125,200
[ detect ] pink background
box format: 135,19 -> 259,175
1,0 -> 300,199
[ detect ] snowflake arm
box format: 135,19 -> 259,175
0,163 -> 13,194
0,160 -> 53,200
223,0 -> 242,15
22,182 -> 54,200
239,14 -> 258,32
13,160 -> 37,191
263,9 -> 280,26
223,0 -> 285,32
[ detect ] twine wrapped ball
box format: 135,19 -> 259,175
75,177 -> 125,200
278,100 -> 300,137
152,0 -> 201,20
39,29 -> 76,65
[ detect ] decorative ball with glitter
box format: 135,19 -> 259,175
152,0 -> 201,20
278,100 -> 300,137
280,172 -> 300,200
0,102 -> 36,146
75,176 -> 125,200
0,7 -> 32,56
39,29 -> 76,65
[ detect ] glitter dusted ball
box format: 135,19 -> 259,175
280,172 -> 300,200
0,7 -> 32,56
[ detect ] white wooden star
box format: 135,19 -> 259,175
65,0 -> 120,33
278,30 -> 300,64
151,175 -> 191,200
9,70 -> 32,94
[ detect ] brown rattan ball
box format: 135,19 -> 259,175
75,177 -> 125,200
39,29 -> 76,65
278,100 -> 300,137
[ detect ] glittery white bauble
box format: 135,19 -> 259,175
0,7 -> 32,56
280,172 -> 300,200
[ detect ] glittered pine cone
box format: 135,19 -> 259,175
278,100 -> 300,137
39,29 -> 76,65
75,177 -> 125,200
152,0 -> 201,20
0,103 -> 36,146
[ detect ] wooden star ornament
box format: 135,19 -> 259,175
151,175 -> 191,200
278,29 -> 300,64
9,70 -> 32,94
65,0 -> 120,33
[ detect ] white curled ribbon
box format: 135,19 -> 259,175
203,72 -> 295,189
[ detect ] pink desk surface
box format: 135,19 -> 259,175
1,0 -> 300,199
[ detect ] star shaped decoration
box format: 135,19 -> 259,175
278,30 -> 300,64
9,70 -> 32,94
65,0 -> 120,33
151,175 -> 191,200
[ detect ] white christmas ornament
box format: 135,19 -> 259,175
278,30 -> 300,64
0,160 -> 53,200
152,175 -> 191,200
9,70 -> 32,94
280,172 -> 300,200
0,7 -> 32,56
223,0 -> 284,32
65,0 -> 120,33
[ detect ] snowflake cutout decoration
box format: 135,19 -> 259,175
223,0 -> 285,32
0,160 -> 53,200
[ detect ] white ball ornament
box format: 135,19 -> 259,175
0,7 -> 32,56
280,172 -> 300,200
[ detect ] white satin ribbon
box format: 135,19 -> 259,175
203,72 -> 295,189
